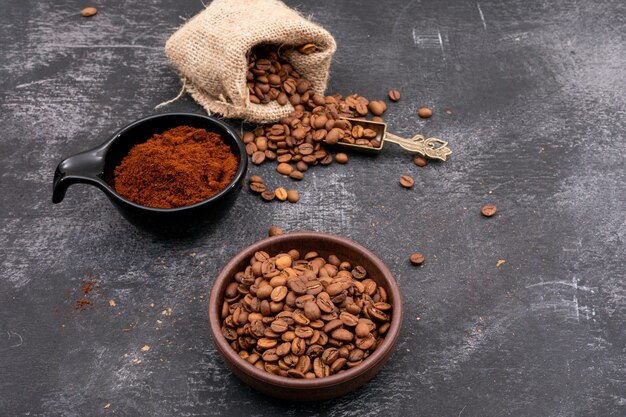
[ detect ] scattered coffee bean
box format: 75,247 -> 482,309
251,151 -> 266,165
276,163 -> 293,176
261,190 -> 275,201
481,205 -> 497,217
418,107 -> 433,118
249,175 -> 263,184
243,132 -> 255,143
319,154 -> 333,166
399,175 -> 415,189
81,7 -> 97,17
335,153 -> 348,164
220,249 -> 392,379
413,155 -> 427,167
289,171 -> 304,181
249,181 -> 266,193
275,188 -> 288,201
287,189 -> 299,203
268,226 -> 284,237
388,89 -> 401,102
368,101 -> 386,117
410,252 -> 425,265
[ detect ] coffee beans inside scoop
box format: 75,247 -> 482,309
220,249 -> 392,379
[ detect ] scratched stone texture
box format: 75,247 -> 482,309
0,0 -> 625,416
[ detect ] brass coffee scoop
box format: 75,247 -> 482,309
334,117 -> 452,161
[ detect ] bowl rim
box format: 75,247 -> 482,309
208,231 -> 403,389
101,112 -> 248,212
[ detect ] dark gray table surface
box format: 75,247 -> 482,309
1,0 -> 624,416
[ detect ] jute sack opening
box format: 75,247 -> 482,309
165,0 -> 336,124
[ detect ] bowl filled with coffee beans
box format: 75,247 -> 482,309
208,232 -> 403,401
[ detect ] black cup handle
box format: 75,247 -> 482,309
52,147 -> 108,203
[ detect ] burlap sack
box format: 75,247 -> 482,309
165,0 -> 336,124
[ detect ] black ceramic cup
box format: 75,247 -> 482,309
52,113 -> 248,237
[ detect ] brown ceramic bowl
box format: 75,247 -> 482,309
208,232 -> 403,401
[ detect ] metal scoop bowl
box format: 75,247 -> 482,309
331,117 -> 452,161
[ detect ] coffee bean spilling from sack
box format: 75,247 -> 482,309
220,249 -> 393,379
244,45 -> 389,179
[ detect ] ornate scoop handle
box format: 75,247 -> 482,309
384,132 -> 452,161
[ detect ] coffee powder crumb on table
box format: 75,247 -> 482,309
114,126 -> 238,208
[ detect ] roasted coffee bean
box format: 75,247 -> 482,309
355,334 -> 376,350
277,92 -> 289,105
289,170 -> 304,181
378,322 -> 391,335
276,341 -> 292,356
295,161 -> 309,172
258,338 -> 278,349
268,226 -> 284,237
271,286 -> 288,302
388,89 -> 401,102
245,142 -> 257,156
243,132 -> 256,144
410,252 -> 425,265
295,326 -> 314,339
298,43 -> 317,55
339,312 -> 359,327
335,153 -> 348,164
481,205 -> 497,217
330,357 -> 347,374
287,189 -> 299,203
399,175 -> 415,189
368,101 -> 385,116
275,188 -> 288,201
249,182 -> 266,193
413,155 -> 427,167
320,155 -> 333,166
291,337 -> 306,355
304,300 -> 321,320
81,7 -> 97,17
255,136 -> 268,151
352,265 -> 367,280
325,127 -> 344,145
251,151 -> 266,165
270,320 -> 289,333
276,163 -> 293,175
418,107 -> 433,118
298,143 -> 314,155
363,128 -> 377,139
316,292 -> 334,313
331,328 -> 353,342
355,102 -> 368,116
323,319 -> 343,334
261,190 -> 275,201
368,306 -> 389,322
293,310 -> 310,326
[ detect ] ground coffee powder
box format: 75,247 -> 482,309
114,126 -> 238,208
